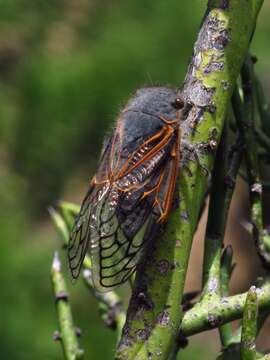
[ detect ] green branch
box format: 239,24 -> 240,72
219,245 -> 235,347
83,269 -> 125,339
116,1 -> 263,359
255,72 -> 270,139
181,281 -> 270,337
233,56 -> 270,266
241,286 -> 258,360
191,117 -> 243,350
51,252 -> 84,360
201,130 -> 227,300
201,115 -> 241,299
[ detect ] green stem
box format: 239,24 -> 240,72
202,115 -> 242,300
181,282 -> 270,337
219,245 -> 235,347
241,286 -> 258,360
83,269 -> 125,340
59,201 -> 80,231
49,206 -> 70,244
201,130 -> 227,299
255,128 -> 270,154
116,1 -> 263,359
199,115 -> 242,348
49,206 -> 92,268
51,252 -> 84,360
255,76 -> 270,138
237,56 -> 270,265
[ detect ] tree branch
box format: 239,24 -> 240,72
181,281 -> 270,337
241,286 -> 258,360
232,56 -> 270,266
218,245 -> 235,347
51,252 -> 84,360
116,1 -> 263,359
83,269 -> 125,339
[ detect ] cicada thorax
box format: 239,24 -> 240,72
68,86 -> 186,291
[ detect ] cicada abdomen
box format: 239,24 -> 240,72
68,86 -> 186,292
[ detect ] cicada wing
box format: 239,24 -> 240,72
68,136 -> 114,280
68,183 -> 109,279
69,179 -> 156,292
91,196 -> 155,291
68,119 -> 179,291
91,148 -> 178,291
68,189 -> 92,279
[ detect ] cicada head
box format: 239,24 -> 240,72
124,87 -> 180,117
119,87 -> 185,153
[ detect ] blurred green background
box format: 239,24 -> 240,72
0,1 -> 269,359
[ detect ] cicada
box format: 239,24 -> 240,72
68,86 -> 187,291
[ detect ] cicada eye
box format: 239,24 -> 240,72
172,97 -> 185,109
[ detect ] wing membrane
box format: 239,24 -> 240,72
68,122 -> 179,291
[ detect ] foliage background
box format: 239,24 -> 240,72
0,1 -> 269,358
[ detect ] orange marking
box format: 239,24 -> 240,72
159,115 -> 179,125
115,126 -> 167,178
140,168 -> 166,200
157,127 -> 181,223
117,125 -> 174,179
91,111 -> 182,226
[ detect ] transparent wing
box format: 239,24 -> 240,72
68,123 -> 179,291
68,137 -> 113,280
68,183 -> 109,280
91,187 -> 155,291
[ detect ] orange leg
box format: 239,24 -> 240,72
116,126 -> 167,178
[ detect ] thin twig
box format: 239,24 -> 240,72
234,56 -> 270,266
51,252 -> 84,360
202,115 -> 242,298
181,281 -> 270,337
255,75 -> 270,138
198,114 -> 242,348
49,206 -> 92,268
219,245 -> 235,347
83,269 -> 125,339
241,286 -> 258,360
